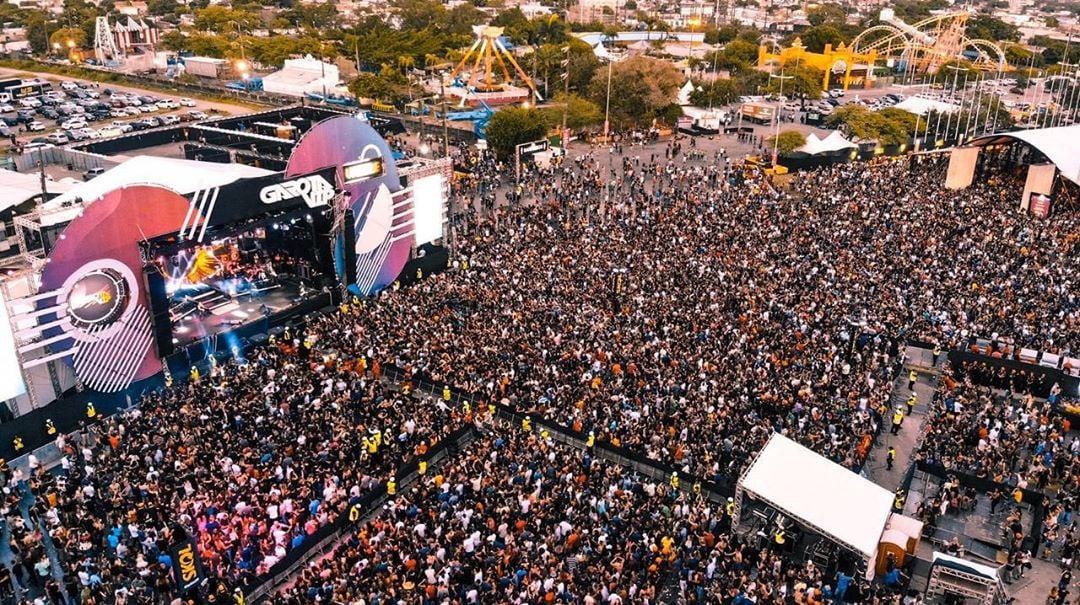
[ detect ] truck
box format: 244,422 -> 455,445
739,102 -> 776,125
180,56 -> 229,79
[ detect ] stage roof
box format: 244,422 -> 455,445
0,169 -> 75,213
42,157 -> 274,226
966,124 -> 1080,185
739,433 -> 894,560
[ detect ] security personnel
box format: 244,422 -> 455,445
348,502 -> 362,523
725,497 -> 736,517
85,402 -> 98,421
164,371 -> 173,388
933,343 -> 942,364
891,407 -> 904,435
402,381 -> 413,396
416,267 -> 423,280
487,403 -> 496,416
418,459 -> 427,476
442,385 -> 451,401
893,488 -> 907,512
372,428 -> 383,448
12,436 -> 23,454
886,446 -> 896,471
44,418 -> 57,437
540,428 -> 550,441
693,481 -> 702,498
908,369 -> 918,390
462,401 -> 471,418
670,471 -> 679,491
906,393 -> 917,415
190,366 -> 200,382
522,415 -> 532,432
773,528 -> 786,547
386,477 -> 396,496
1013,487 -> 1023,504
586,431 -> 595,453
233,588 -> 246,605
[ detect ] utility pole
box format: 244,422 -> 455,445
561,45 -> 570,149
769,69 -> 793,167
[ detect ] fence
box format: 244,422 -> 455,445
10,145 -> 115,173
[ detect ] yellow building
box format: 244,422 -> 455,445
758,38 -> 878,91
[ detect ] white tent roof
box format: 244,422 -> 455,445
0,169 -> 75,213
893,97 -> 959,116
796,131 -> 857,155
677,80 -> 695,106
41,156 -> 273,226
738,433 -> 894,560
966,124 -> 1080,185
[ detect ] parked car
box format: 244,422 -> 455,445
110,120 -> 134,132
78,127 -> 100,139
27,121 -> 45,131
65,129 -> 88,141
40,108 -> 59,120
128,120 -> 151,131
160,114 -> 180,125
124,107 -> 142,116
97,126 -> 123,138
143,116 -> 161,127
187,110 -> 208,120
179,97 -> 196,107
0,104 -> 13,113
60,80 -> 79,91
45,132 -> 69,144
139,105 -> 156,113
61,118 -> 87,130
83,167 -> 106,180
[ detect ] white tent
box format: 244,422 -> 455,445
41,156 -> 273,226
893,96 -> 959,116
262,55 -> 340,98
0,169 -> 75,214
736,433 -> 894,573
966,124 -> 1080,185
795,131 -> 857,155
677,80 -> 695,106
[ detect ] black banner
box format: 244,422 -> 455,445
170,538 -> 205,593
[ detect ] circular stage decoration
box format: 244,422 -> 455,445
38,186 -> 194,393
285,114 -> 413,296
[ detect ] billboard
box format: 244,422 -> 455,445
412,173 -> 446,246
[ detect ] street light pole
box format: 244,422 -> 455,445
561,45 -> 570,149
603,56 -> 612,139
769,69 -> 793,166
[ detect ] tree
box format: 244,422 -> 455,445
248,36 -> 324,67
349,70 -> 408,105
542,93 -> 603,129
797,25 -> 845,54
484,107 -> 549,158
1046,16 -> 1060,28
588,55 -> 683,127
766,130 -> 806,154
445,3 -> 486,37
49,27 -> 86,51
688,79 -> 739,107
523,40 -> 599,99
24,11 -> 50,56
393,0 -> 447,31
966,15 -> 1020,43
766,61 -> 824,100
825,105 -> 921,144
184,32 -> 232,58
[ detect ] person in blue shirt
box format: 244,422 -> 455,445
835,570 -> 853,604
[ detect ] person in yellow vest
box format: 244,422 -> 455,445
190,366 -> 200,382
233,588 -> 246,605
12,436 -> 23,454
462,401 -> 471,418
887,446 -> 896,471
348,502 -> 362,523
339,302 -> 349,314
387,477 -> 396,496
44,418 -> 56,437
487,403 -> 495,416
586,431 -> 595,454
725,497 -> 736,517
933,343 -> 942,365
540,428 -> 550,441
522,416 -> 532,432
462,259 -> 469,270
418,459 -> 427,476
1013,487 -> 1023,504
670,471 -> 679,491
773,528 -> 786,549
416,268 -> 423,280
906,393 -> 917,415
402,381 -> 412,396
442,385 -> 451,401
908,369 -> 918,390
693,481 -> 702,498
86,402 -> 98,421
372,429 -> 383,448
893,488 -> 906,512
891,407 -> 904,435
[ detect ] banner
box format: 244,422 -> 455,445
170,538 -> 205,593
944,146 -> 979,190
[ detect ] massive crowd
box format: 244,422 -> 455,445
0,130 -> 1077,605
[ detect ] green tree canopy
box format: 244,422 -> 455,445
588,55 -> 683,128
349,68 -> 409,105
484,107 -> 549,158
767,129 -> 806,155
806,4 -> 846,26
542,92 -> 603,129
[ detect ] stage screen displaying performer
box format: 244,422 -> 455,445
152,210 -> 331,348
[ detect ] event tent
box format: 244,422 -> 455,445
41,156 -> 273,226
736,433 -> 894,573
894,96 -> 959,116
0,169 -> 75,214
795,131 -> 857,154
966,124 -> 1080,185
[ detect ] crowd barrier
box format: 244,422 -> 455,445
947,349 -> 1080,404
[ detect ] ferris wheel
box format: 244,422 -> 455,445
851,10 -> 1007,74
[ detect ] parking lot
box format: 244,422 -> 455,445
0,68 -> 257,152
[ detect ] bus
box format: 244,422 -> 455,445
0,78 -> 53,103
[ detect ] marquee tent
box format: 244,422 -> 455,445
735,433 -> 894,575
893,96 -> 959,116
795,131 -> 857,154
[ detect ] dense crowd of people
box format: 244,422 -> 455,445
0,128 -> 1077,605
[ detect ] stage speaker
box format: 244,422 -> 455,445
143,264 -> 174,358
342,208 -> 357,287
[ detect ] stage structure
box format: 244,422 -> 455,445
446,25 -> 541,106
851,9 -> 1007,75
1,114 -> 450,410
